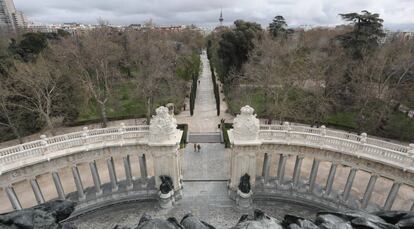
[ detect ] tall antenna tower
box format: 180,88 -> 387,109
219,10 -> 223,26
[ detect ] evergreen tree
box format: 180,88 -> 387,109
337,10 -> 385,59
269,15 -> 288,38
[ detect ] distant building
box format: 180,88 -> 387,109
219,10 -> 223,26
0,0 -> 26,32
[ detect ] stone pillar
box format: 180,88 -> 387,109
71,166 -> 85,200
52,172 -> 65,200
228,105 -> 261,191
343,168 -> 357,201
292,156 -> 304,188
361,174 -> 378,209
123,155 -> 134,190
383,182 -> 401,210
5,186 -> 22,210
308,159 -> 320,192
139,154 -> 148,179
89,161 -> 102,195
149,106 -> 183,192
277,154 -> 287,185
30,178 -> 45,204
262,153 -> 271,184
325,163 -> 338,196
107,157 -> 118,192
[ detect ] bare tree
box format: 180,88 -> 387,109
7,55 -> 65,134
59,27 -> 122,127
0,81 -> 22,142
127,30 -> 178,124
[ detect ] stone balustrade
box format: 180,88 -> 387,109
0,106 -> 183,214
228,105 -> 414,212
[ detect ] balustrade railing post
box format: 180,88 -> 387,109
40,135 -> 48,156
283,122 -> 291,143
119,123 -> 126,142
320,125 -> 326,147
30,177 -> 45,204
5,185 -> 22,210
82,127 -> 89,149
409,144 -> 414,166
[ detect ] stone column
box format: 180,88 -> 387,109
262,153 -> 271,184
292,156 -> 304,188
149,106 -> 183,192
228,105 -> 261,191
277,154 -> 287,185
361,174 -> 378,209
5,186 -> 22,210
52,172 -> 65,200
30,178 -> 45,204
383,181 -> 401,210
71,166 -> 85,200
139,154 -> 148,179
308,159 -> 320,192
343,168 -> 357,201
123,155 -> 134,190
89,161 -> 102,195
107,157 -> 118,192
325,163 -> 338,196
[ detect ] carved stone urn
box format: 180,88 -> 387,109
149,106 -> 178,146
232,105 -> 261,145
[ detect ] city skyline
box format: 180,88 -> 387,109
13,0 -> 414,31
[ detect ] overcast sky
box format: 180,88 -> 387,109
14,0 -> 414,30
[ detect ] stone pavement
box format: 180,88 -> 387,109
176,50 -> 233,133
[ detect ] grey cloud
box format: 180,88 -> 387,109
14,0 -> 414,30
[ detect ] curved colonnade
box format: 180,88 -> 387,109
228,106 -> 414,212
0,107 -> 183,214
0,105 -> 413,215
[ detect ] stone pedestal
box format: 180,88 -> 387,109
159,191 -> 175,209
236,189 -> 253,211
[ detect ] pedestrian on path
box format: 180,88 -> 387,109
197,144 -> 201,153
198,80 -> 200,85
194,143 -> 197,152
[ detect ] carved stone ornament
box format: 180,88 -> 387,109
149,106 -> 178,144
233,105 -> 260,143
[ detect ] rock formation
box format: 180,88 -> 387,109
0,200 -> 76,229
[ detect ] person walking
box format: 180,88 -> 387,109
194,143 -> 197,152
197,144 -> 201,153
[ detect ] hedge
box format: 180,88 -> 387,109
177,123 -> 188,148
207,48 -> 220,116
221,122 -> 233,148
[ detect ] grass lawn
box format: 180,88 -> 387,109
77,82 -> 147,122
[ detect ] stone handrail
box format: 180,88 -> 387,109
0,125 -> 150,170
259,124 -> 414,171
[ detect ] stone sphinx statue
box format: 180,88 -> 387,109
238,173 -> 251,194
159,175 -> 174,194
